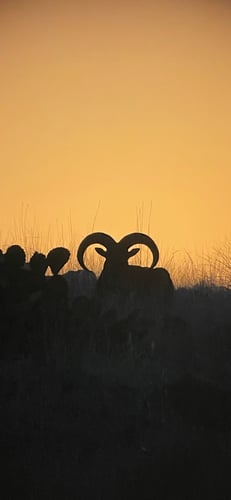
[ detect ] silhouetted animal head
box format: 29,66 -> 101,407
29,252 -> 48,276
77,232 -> 159,273
4,245 -> 26,269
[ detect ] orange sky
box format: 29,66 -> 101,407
1,0 -> 231,262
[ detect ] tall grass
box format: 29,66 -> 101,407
1,203 -> 231,288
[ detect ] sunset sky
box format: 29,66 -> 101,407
1,0 -> 231,263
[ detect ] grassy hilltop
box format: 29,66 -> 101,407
1,226 -> 231,499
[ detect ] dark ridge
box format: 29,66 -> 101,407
0,236 -> 231,499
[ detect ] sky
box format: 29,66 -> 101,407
1,0 -> 231,263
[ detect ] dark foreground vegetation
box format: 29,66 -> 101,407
1,243 -> 231,499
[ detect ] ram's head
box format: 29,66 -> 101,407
77,232 -> 159,272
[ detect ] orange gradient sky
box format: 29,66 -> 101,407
1,0 -> 231,260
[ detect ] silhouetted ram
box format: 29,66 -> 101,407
77,232 -> 174,316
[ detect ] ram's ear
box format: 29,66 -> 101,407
128,248 -> 140,258
95,247 -> 107,258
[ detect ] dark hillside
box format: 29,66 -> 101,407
0,270 -> 231,499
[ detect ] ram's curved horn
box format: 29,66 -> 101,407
118,233 -> 159,268
77,232 -> 116,271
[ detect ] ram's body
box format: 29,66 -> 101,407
98,260 -> 173,299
